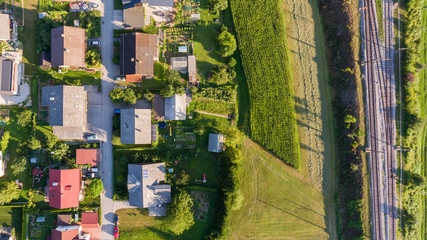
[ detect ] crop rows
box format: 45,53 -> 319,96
230,0 -> 301,168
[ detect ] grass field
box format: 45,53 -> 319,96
19,0 -> 38,74
0,207 -> 23,240
282,0 -> 337,237
228,139 -> 330,239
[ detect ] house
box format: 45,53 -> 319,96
0,227 -> 14,240
123,0 -> 174,26
208,133 -> 225,153
50,225 -> 89,240
51,26 -> 86,68
0,14 -> 11,41
165,94 -> 186,120
48,169 -> 81,209
120,32 -> 158,80
49,212 -> 100,240
57,214 -> 72,226
76,149 -> 100,167
187,55 -> 197,84
81,212 -> 101,240
41,85 -> 87,140
0,151 -> 4,177
0,51 -> 23,96
170,57 -> 188,74
152,94 -> 165,121
120,108 -> 157,144
127,163 -> 171,215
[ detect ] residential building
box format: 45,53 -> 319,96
0,14 -> 11,41
152,94 -> 165,121
49,212 -> 100,240
76,149 -> 100,167
50,225 -> 89,240
48,169 -> 81,209
120,108 -> 157,144
51,26 -> 86,68
122,0 -> 174,26
208,133 -> 225,153
165,94 -> 186,120
187,55 -> 197,84
41,85 -> 87,140
0,51 -> 23,96
0,227 -> 14,240
170,57 -> 188,74
123,5 -> 145,29
127,163 -> 171,215
120,32 -> 158,80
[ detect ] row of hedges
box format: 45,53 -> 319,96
318,0 -> 366,238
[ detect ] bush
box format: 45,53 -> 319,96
28,136 -> 41,150
110,88 -> 124,103
17,110 -> 34,127
228,57 -> 237,68
217,25 -> 237,57
0,131 -> 10,151
123,88 -> 137,104
211,66 -> 229,85
86,47 -> 101,68
10,156 -> 27,176
210,0 -> 228,12
87,179 -> 104,197
79,10 -> 101,38
165,189 -> 195,235
0,181 -> 20,205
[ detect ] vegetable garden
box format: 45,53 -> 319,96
229,0 -> 301,168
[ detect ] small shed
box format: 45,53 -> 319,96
178,45 -> 187,53
30,157 -> 38,164
208,133 -> 225,153
38,12 -> 48,19
36,217 -> 46,223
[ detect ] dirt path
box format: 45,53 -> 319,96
282,0 -> 337,238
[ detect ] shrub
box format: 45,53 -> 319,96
109,88 -> 124,103
210,0 -> 228,12
79,10 -> 101,38
123,88 -> 137,104
86,47 -> 101,68
217,25 -> 237,57
0,131 -> 10,151
0,181 -> 20,205
17,109 -> 33,127
87,179 -> 104,197
10,156 -> 27,176
165,189 -> 195,235
28,136 -> 41,150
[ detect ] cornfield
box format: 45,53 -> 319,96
230,0 -> 301,168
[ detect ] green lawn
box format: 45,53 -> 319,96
38,69 -> 101,87
19,0 -> 39,74
193,25 -> 225,77
0,207 -> 23,240
117,191 -> 219,240
228,138 -> 330,239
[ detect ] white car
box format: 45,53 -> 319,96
89,40 -> 99,46
91,3 -> 99,9
86,134 -> 97,141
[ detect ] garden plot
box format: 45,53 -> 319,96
191,190 -> 211,222
164,28 -> 194,58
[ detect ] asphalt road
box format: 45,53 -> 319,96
361,0 -> 397,239
98,0 -> 116,239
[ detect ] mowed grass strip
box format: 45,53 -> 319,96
0,207 -> 23,240
230,0 -> 301,168
228,139 -> 329,239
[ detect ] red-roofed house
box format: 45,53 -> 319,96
76,149 -> 100,167
81,213 -> 99,229
49,169 -> 81,209
51,225 -> 83,240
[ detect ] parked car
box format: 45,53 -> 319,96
114,226 -> 119,239
86,134 -> 97,141
114,214 -> 119,225
91,3 -> 99,9
89,40 -> 99,46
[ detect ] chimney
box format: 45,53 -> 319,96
131,58 -> 135,62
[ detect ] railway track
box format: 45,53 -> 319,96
361,0 -> 397,239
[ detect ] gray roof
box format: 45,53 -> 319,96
120,108 -> 152,144
0,14 -> 10,40
208,133 -> 225,153
165,94 -> 186,120
41,86 -> 86,139
0,57 -> 13,93
128,163 -> 171,208
123,0 -> 174,9
170,57 -> 187,74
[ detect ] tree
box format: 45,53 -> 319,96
10,156 -> 27,176
167,70 -> 182,86
123,88 -> 137,104
109,88 -> 124,103
0,181 -> 20,205
228,57 -> 237,68
52,143 -> 69,161
210,0 -> 228,12
87,179 -> 104,197
211,66 -> 229,85
160,84 -> 175,98
193,123 -> 206,136
176,170 -> 190,185
45,131 -> 58,149
28,136 -> 41,150
344,114 -> 357,129
165,190 -> 195,235
145,91 -> 154,101
86,47 -> 101,68
0,131 -> 10,151
17,110 -> 33,127
224,126 -> 243,148
217,25 -> 237,57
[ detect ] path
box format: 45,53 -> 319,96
99,0 -> 116,239
195,110 -> 230,118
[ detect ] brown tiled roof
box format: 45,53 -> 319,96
57,214 -> 71,226
126,74 -> 143,83
81,212 -> 99,228
120,32 -> 158,77
51,26 -> 86,68
76,149 -> 99,166
153,94 -> 164,121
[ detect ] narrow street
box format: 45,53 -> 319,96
99,0 -> 116,239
